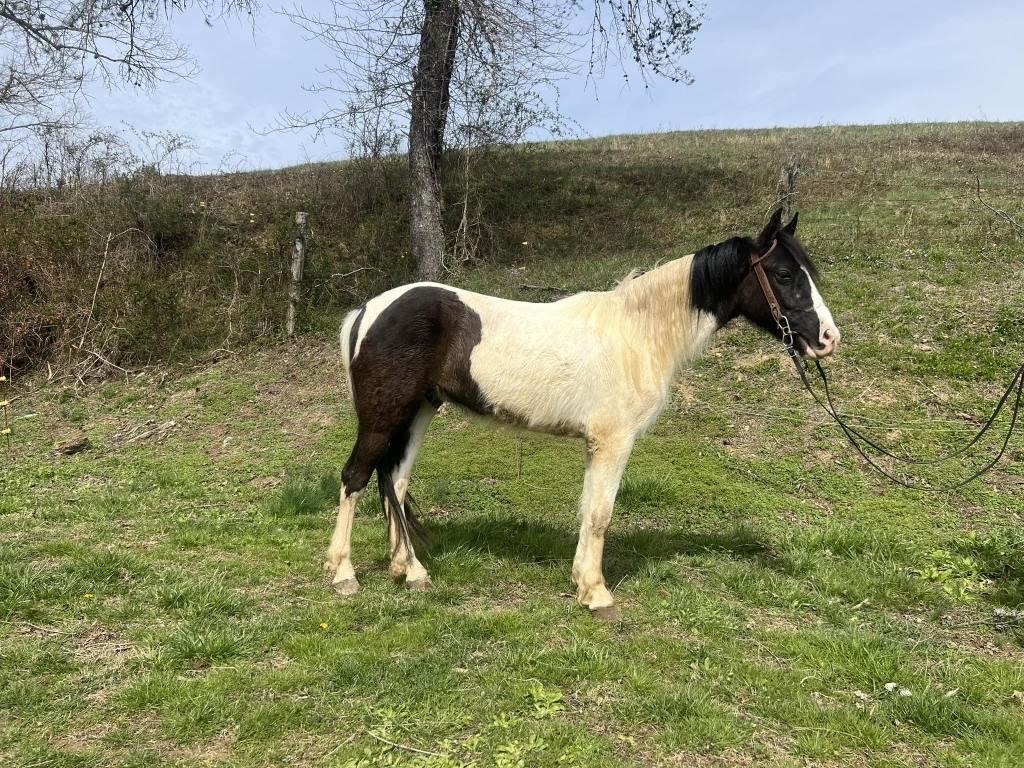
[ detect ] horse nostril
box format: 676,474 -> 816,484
821,328 -> 839,348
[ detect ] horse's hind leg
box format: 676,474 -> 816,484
326,430 -> 388,595
382,402 -> 436,589
327,485 -> 363,595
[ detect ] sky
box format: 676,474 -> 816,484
84,1 -> 1024,172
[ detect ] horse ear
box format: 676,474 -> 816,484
757,208 -> 785,246
783,211 -> 799,234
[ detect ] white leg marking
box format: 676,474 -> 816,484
573,431 -> 635,612
328,487 -> 364,594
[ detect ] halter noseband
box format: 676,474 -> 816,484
750,239 -> 795,353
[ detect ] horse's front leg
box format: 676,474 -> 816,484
572,431 -> 635,620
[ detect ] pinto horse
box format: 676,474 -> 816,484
326,209 -> 840,618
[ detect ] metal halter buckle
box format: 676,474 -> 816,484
777,314 -> 795,353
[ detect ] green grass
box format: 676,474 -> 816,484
2,122 -> 1024,766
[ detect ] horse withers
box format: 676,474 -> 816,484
325,209 -> 840,619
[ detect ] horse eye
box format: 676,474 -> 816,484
776,270 -> 793,283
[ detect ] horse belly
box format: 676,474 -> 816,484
466,310 -> 605,436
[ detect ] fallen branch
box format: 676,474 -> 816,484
521,283 -> 571,293
320,732 -> 359,762
116,419 -> 178,445
367,731 -> 443,758
976,176 -> 1024,238
24,622 -> 75,636
85,349 -> 130,381
330,266 -> 385,279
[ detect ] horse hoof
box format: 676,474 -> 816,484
332,578 -> 360,597
406,577 -> 432,592
590,605 -> 620,622
323,561 -> 337,574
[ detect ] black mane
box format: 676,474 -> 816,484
689,236 -> 749,322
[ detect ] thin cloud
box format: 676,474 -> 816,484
85,0 -> 1024,170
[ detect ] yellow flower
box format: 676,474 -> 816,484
319,622 -> 329,630
83,593 -> 94,599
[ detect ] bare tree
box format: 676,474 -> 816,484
0,0 -> 256,181
281,1 -> 704,281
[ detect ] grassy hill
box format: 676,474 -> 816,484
4,121 -> 1023,373
2,123 -> 1024,766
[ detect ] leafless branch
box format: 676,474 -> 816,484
975,176 -> 1024,239
0,1 -> 257,179
77,230 -> 112,349
276,2 -> 702,156
367,731 -> 443,758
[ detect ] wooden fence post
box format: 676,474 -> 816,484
776,157 -> 800,220
286,212 -> 308,338
1,376 -> 11,450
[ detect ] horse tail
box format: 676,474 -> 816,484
339,304 -> 367,401
402,490 -> 432,548
376,468 -> 432,552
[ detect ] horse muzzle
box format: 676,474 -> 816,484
803,326 -> 840,359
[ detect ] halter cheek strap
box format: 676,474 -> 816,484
749,239 -> 795,352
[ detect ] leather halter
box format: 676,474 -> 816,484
749,239 -> 794,350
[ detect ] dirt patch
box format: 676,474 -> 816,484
55,718 -> 237,764
666,747 -> 767,767
53,721 -> 117,752
735,352 -> 790,374
165,386 -> 200,407
983,470 -> 1024,495
160,727 -> 237,763
891,607 -> 1024,661
70,624 -> 138,669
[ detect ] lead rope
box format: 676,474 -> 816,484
782,342 -> 1024,492
751,240 -> 1024,491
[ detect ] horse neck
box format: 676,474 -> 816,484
616,254 -> 719,376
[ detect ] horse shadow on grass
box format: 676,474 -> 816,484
421,512 -> 779,587
421,513 -> 1024,612
279,469 -> 1024,613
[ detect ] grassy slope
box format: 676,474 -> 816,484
2,123 -> 1024,767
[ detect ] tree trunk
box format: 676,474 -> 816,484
408,0 -> 460,282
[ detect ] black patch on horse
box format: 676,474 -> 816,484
350,286 -> 490,416
343,286 -> 490,549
